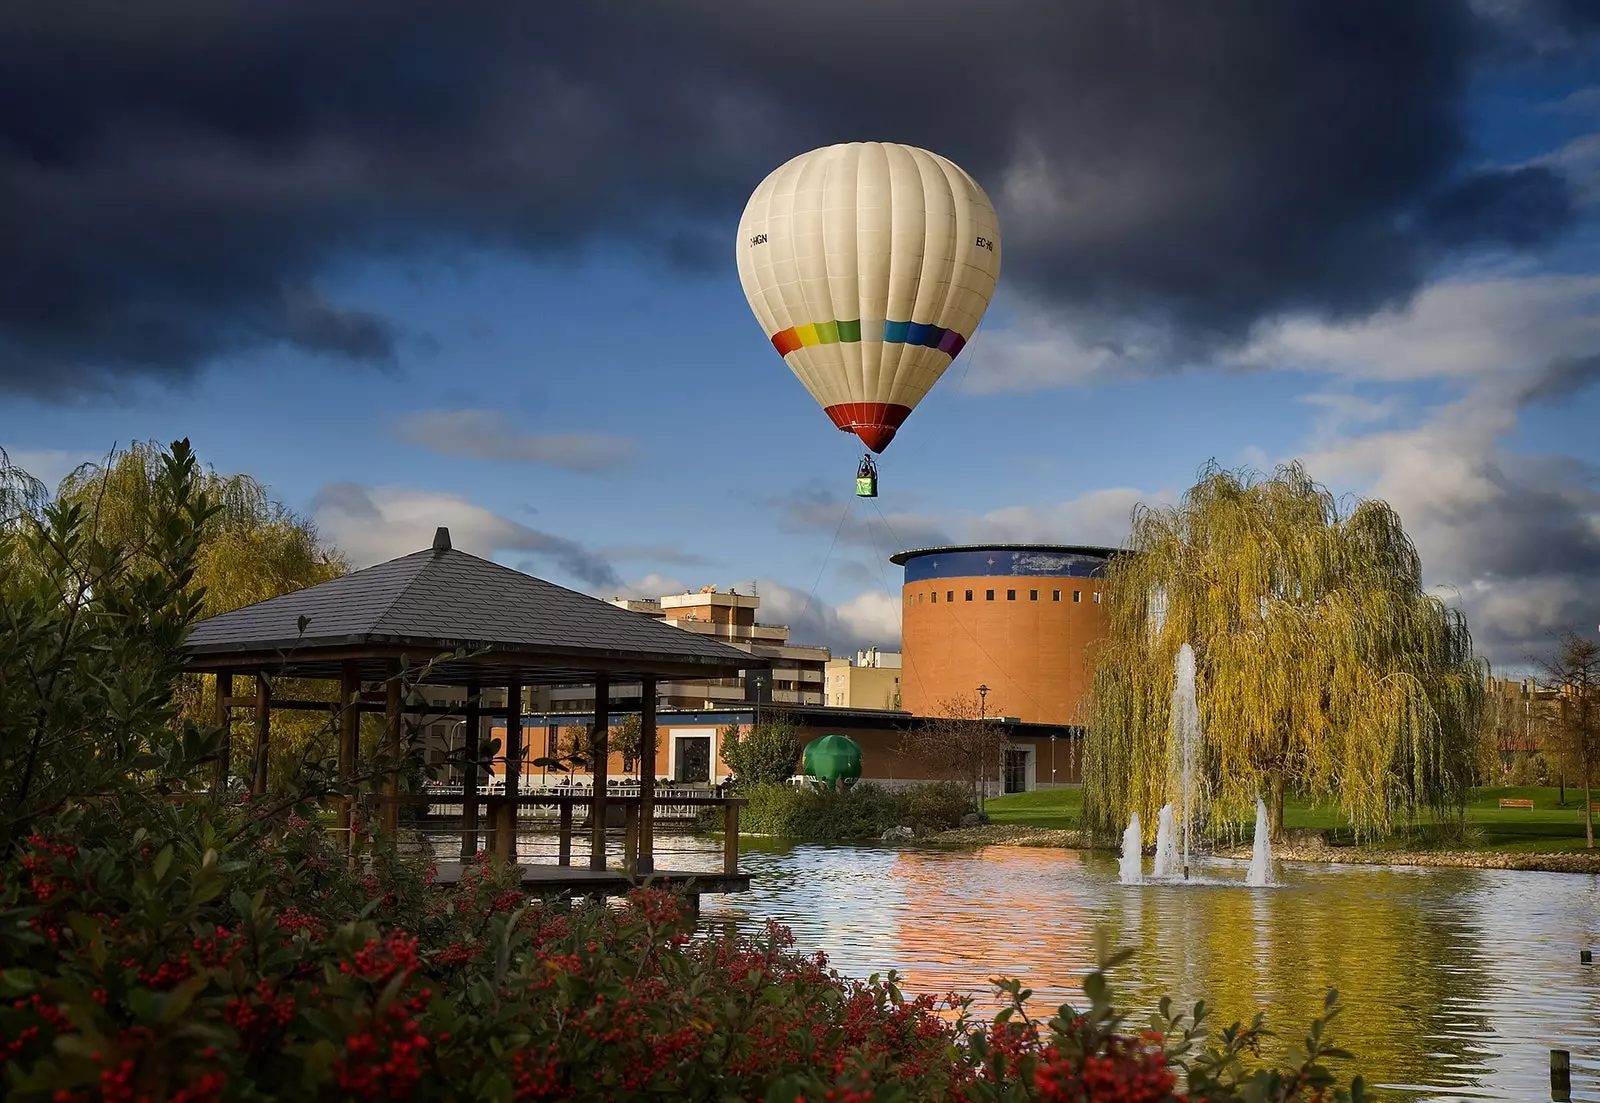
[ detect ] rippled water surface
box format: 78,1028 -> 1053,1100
455,833 -> 1600,1101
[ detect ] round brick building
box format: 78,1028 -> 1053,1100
891,544 -> 1118,725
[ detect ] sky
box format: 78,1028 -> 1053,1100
2,1 -> 1598,673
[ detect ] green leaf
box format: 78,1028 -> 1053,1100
152,844 -> 173,882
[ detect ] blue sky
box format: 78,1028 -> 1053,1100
2,2 -> 1597,672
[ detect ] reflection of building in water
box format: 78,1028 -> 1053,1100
887,848 -> 1095,1012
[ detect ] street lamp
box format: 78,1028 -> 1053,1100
977,684 -> 989,719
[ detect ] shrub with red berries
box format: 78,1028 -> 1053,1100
0,799 -> 1366,1103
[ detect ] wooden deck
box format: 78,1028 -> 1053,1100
431,860 -> 751,899
365,792 -> 751,910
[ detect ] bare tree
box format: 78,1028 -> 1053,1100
905,694 -> 1010,812
1539,631 -> 1600,848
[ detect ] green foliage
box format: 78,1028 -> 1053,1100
0,798 -> 1366,1102
0,440 -> 223,851
721,715 -> 802,787
737,782 -> 974,840
6,441 -> 349,792
1086,461 -> 1486,841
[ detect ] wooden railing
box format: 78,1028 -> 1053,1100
363,791 -> 745,876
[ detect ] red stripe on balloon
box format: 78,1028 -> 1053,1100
823,402 -> 913,454
771,328 -> 802,355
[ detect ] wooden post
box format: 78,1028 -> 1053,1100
460,680 -> 481,861
213,672 -> 233,794
252,674 -> 271,795
382,661 -> 402,840
484,797 -> 503,861
623,804 -> 639,874
558,801 -> 573,867
590,673 -> 610,871
504,675 -> 522,862
638,677 -> 656,875
337,663 -> 360,859
723,802 -> 740,876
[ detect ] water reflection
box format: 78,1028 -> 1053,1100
428,832 -> 1600,1102
713,843 -> 1600,1103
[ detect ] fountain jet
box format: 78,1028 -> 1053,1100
1152,803 -> 1178,878
1247,795 -> 1273,887
1119,813 -> 1144,884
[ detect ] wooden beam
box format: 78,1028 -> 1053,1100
504,674 -> 523,861
213,672 -> 233,794
252,675 -> 271,796
337,662 -> 359,856
460,679 -> 480,862
590,672 -> 610,872
638,676 -> 656,875
382,660 -> 402,839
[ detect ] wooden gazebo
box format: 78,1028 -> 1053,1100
181,527 -> 760,893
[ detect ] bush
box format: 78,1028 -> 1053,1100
721,717 -> 802,787
736,782 -> 974,840
0,796 -> 1368,1103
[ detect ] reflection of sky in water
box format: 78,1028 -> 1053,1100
424,833 -> 1600,1102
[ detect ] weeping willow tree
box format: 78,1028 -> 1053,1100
18,442 -> 350,784
1085,461 -> 1485,843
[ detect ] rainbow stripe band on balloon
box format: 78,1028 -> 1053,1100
770,319 -> 967,359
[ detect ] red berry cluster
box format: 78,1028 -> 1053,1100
275,906 -> 325,942
223,979 -> 296,1049
1033,1037 -> 1181,1103
333,990 -> 432,1099
342,932 -> 422,982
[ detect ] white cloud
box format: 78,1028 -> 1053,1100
1299,392 -> 1600,668
1238,273 -> 1600,384
3,448 -> 98,493
395,409 -> 634,472
966,487 -> 1158,547
1537,131 -> 1600,206
311,481 -> 619,587
960,306 -> 1173,393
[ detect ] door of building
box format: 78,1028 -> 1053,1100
1003,747 -> 1030,794
674,735 -> 712,784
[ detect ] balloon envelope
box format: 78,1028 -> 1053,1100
736,142 -> 1001,453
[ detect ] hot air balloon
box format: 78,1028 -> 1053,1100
736,142 -> 1001,496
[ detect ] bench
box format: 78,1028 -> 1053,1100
1500,798 -> 1534,809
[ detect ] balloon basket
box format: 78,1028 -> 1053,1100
855,455 -> 878,499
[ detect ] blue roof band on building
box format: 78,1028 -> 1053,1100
888,544 -> 1120,585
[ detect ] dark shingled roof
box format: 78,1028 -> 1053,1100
183,536 -> 763,684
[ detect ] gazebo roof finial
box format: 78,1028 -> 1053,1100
433,526 -> 452,554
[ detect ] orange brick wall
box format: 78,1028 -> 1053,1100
898,577 -> 1107,725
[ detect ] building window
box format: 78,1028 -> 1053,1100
985,589 -> 995,600
931,591 -> 937,603
965,589 -> 973,601
917,593 -> 923,604
1094,591 -> 1102,603
1052,590 -> 1061,601
948,591 -> 955,602
1030,589 -> 1038,601
1073,590 -> 1082,602
1007,589 -> 1016,600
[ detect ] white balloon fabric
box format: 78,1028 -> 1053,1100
736,142 -> 1002,453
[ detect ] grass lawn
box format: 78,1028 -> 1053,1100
984,784 -> 1600,854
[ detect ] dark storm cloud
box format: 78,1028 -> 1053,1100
1418,167 -> 1574,249
0,1 -> 1589,396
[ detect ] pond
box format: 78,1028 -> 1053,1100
456,832 -> 1600,1101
